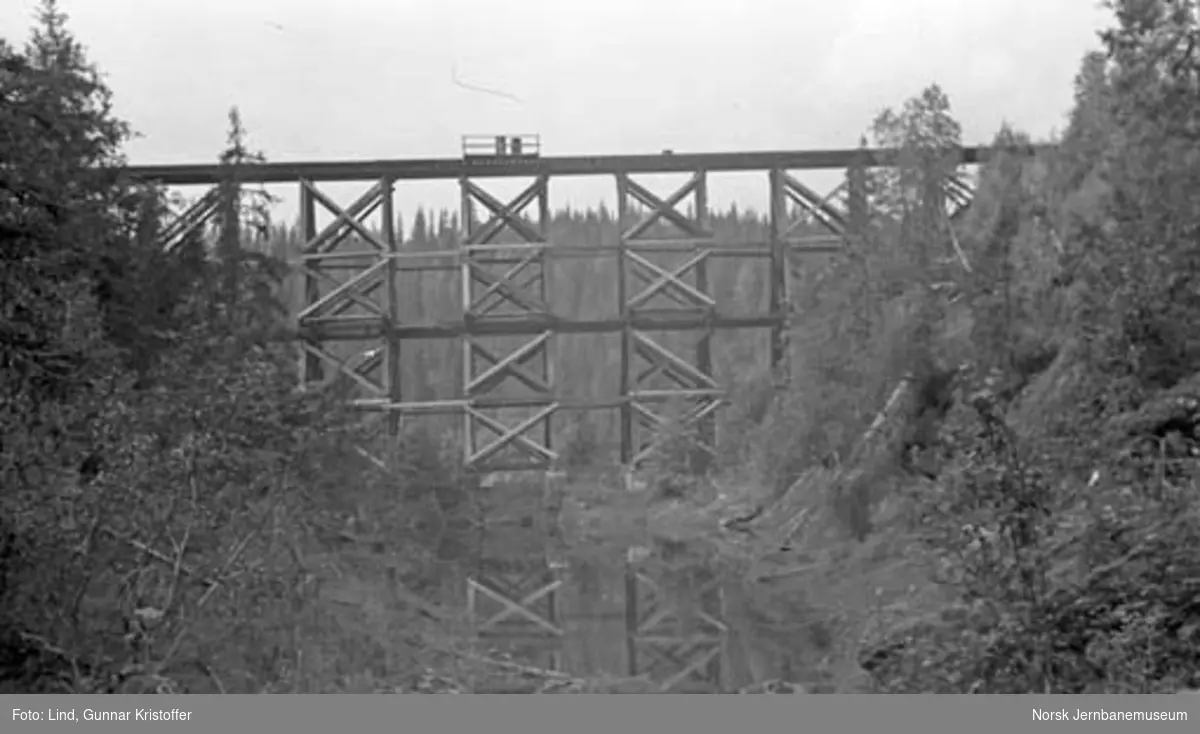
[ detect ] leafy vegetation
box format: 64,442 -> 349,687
3,0 -> 1200,694
851,0 -> 1200,693
1,1 -> 406,694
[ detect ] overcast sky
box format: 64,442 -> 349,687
2,0 -> 1111,224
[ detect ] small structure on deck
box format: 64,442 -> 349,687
462,134 -> 542,160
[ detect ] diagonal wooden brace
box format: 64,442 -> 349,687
632,401 -> 669,432
623,174 -> 706,240
464,178 -> 545,245
638,599 -> 727,637
299,342 -> 385,396
823,180 -> 848,210
635,576 -> 727,636
301,179 -> 387,254
320,273 -> 385,320
471,578 -> 563,636
782,173 -> 846,237
945,175 -> 973,220
636,359 -> 668,386
626,249 -> 715,310
631,394 -> 723,422
466,404 -> 558,467
474,268 -> 545,316
467,250 -> 548,316
657,645 -> 721,692
484,568 -> 554,600
639,604 -> 725,637
630,398 -> 722,465
640,639 -> 695,672
632,334 -> 716,386
159,187 -> 220,252
466,332 -> 552,396
632,333 -> 718,390
297,257 -> 388,320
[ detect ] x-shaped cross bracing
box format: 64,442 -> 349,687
462,177 -> 547,246
636,634 -> 723,689
646,643 -> 722,692
298,341 -> 385,396
465,332 -> 551,397
621,173 -> 709,241
629,571 -> 726,691
466,250 -> 549,317
632,333 -> 718,392
465,404 -> 559,469
625,249 -> 715,312
467,577 -> 563,636
631,399 -> 722,465
779,173 -> 847,237
297,257 -> 388,321
633,572 -> 727,636
301,179 -> 389,255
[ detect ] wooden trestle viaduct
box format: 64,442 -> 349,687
127,138 -> 997,691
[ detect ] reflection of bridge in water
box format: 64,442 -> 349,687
413,472 -> 741,693
321,463 -> 838,692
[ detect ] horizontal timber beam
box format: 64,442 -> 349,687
349,395 -> 719,413
300,313 -> 783,341
123,144 -> 1053,186
292,239 -> 832,270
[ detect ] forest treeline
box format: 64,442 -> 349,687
3,0 -> 1200,693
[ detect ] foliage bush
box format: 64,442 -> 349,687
725,0 -> 1200,694
0,2 -> 458,693
851,0 -> 1200,693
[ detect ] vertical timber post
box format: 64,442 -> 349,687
693,170 -> 714,473
767,168 -> 789,382
847,155 -> 868,234
458,176 -> 474,468
461,178 -> 476,237
616,173 -> 633,467
381,176 -> 401,439
298,181 -> 322,386
624,553 -> 639,676
217,166 -> 242,307
539,176 -> 554,456
846,153 -> 870,340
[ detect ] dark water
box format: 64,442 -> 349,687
408,474 -> 785,693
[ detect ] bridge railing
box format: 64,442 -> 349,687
462,134 -> 542,159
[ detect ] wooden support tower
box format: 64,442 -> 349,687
459,171 -> 557,471
615,169 -> 720,467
